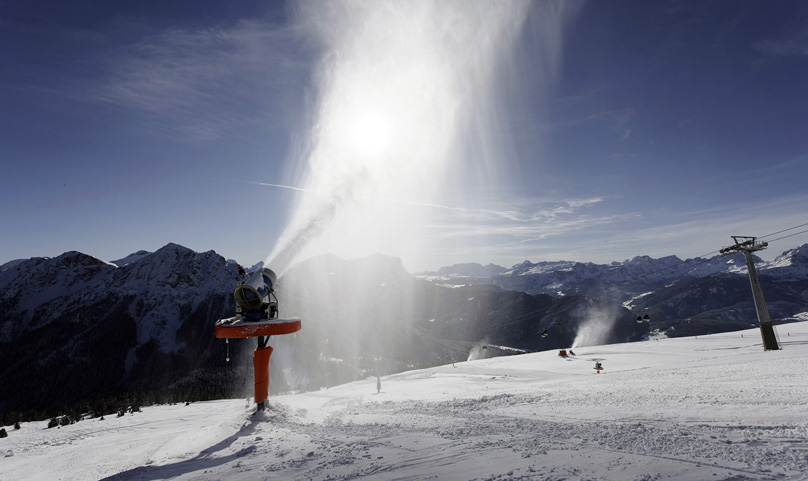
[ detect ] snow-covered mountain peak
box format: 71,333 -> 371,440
113,244 -> 230,278
792,243 -> 808,257
509,260 -> 535,271
114,245 -> 236,352
766,243 -> 808,268
432,262 -> 506,278
52,250 -> 114,268
503,259 -> 578,276
623,254 -> 682,266
760,243 -> 808,279
112,250 -> 151,267
0,251 -> 118,339
153,242 -> 196,258
0,258 -> 27,273
625,254 -> 652,263
0,242 -> 240,353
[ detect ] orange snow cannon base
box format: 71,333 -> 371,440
253,346 -> 273,404
215,316 -> 301,409
214,317 -> 302,338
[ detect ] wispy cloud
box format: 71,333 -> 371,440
247,179 -> 607,227
593,193 -> 808,262
693,152 -> 808,192
247,176 -> 617,263
418,197 -> 621,245
98,20 -> 308,141
425,191 -> 808,267
753,27 -> 808,57
536,108 -> 631,130
530,107 -> 636,143
391,196 -> 604,223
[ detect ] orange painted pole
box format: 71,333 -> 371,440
253,346 -> 273,404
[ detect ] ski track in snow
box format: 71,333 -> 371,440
4,323 -> 808,481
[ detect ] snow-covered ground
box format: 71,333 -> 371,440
5,322 -> 808,481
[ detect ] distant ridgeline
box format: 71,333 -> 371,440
1,243 -> 807,424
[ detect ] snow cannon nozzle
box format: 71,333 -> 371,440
234,267 -> 279,321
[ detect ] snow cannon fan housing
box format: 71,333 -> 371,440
234,268 -> 278,321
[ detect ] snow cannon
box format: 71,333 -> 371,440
234,267 -> 278,321
215,265 -> 301,411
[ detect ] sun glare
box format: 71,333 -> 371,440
347,112 -> 391,159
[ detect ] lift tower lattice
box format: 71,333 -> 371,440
719,236 -> 779,351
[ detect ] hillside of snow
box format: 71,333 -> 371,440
5,322 -> 808,481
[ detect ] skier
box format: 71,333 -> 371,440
376,376 -> 381,394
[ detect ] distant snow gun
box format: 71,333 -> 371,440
215,265 -> 301,411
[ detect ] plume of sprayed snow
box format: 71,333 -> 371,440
265,1 -> 539,275
239,335 -> 310,394
272,335 -> 310,392
467,340 -> 491,362
571,304 -> 620,349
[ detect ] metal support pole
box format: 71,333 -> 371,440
740,251 -> 779,350
720,236 -> 779,351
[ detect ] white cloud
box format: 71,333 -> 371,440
99,20 -> 307,141
754,27 -> 808,57
424,192 -> 808,268
592,193 -> 808,263
421,197 -> 621,243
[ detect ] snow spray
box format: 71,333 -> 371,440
467,340 -> 491,362
571,305 -> 620,349
254,1 -> 579,390
264,1 -> 535,275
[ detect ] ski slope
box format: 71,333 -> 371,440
5,322 -> 808,481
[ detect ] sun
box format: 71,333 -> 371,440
347,112 -> 391,159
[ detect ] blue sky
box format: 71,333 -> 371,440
2,1 -> 807,272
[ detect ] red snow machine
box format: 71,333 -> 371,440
215,266 -> 301,410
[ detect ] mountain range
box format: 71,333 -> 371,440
418,245 -> 808,333
1,242 -> 806,422
419,244 -> 808,296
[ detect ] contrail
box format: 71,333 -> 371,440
227,179 -> 310,192
249,181 -> 309,192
